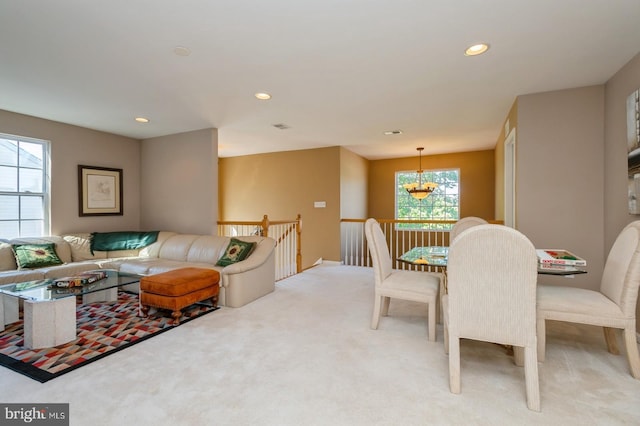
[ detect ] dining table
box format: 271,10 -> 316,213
398,246 -> 588,276
399,245 -> 588,352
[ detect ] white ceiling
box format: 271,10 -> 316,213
1,1 -> 639,160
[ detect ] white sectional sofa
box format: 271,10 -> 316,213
0,232 -> 276,308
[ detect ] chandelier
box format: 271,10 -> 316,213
403,147 -> 438,200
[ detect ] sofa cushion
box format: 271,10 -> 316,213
138,231 -> 177,258
0,269 -> 45,284
40,262 -> 102,279
216,238 -> 256,267
63,234 -> 108,261
158,234 -> 200,261
0,243 -> 18,271
11,243 -> 64,269
187,236 -> 229,264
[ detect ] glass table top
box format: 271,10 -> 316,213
398,246 -> 448,267
0,270 -> 142,302
398,246 -> 587,275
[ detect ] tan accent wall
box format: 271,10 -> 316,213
368,150 -> 495,220
340,147 -> 368,218
219,146 -> 342,269
603,51 -> 640,331
516,86 -> 605,292
0,109 -> 141,235
141,128 -> 218,235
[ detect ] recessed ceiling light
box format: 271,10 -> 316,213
173,46 -> 191,57
464,43 -> 489,56
255,92 -> 272,100
384,130 -> 403,135
135,117 -> 149,123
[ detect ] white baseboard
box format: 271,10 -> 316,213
320,260 -> 342,266
310,258 -> 343,268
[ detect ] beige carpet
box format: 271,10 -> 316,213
0,264 -> 639,425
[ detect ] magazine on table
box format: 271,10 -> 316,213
51,270 -> 108,288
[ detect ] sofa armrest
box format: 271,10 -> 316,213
221,237 -> 276,280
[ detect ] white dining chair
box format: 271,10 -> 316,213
537,220 -> 640,379
450,216 -> 488,242
443,224 -> 540,411
364,218 -> 443,341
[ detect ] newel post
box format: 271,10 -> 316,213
296,214 -> 302,273
261,215 -> 270,238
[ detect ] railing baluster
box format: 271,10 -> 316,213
339,218 -> 465,270
218,215 -> 301,281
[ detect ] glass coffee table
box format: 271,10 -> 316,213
0,270 -> 142,349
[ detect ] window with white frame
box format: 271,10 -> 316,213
0,134 -> 50,238
396,169 -> 460,230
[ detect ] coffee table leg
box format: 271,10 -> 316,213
1,293 -> 19,328
24,297 -> 76,349
83,287 -> 118,304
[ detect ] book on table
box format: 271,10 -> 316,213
536,249 -> 586,266
52,270 -> 108,288
538,263 -> 585,274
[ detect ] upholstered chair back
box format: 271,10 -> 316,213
365,218 -> 392,287
450,216 -> 488,242
600,221 -> 640,317
447,224 -> 538,347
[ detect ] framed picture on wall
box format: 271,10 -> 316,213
78,165 -> 123,216
627,89 -> 640,214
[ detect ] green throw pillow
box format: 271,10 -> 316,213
12,243 -> 63,269
216,238 -> 256,267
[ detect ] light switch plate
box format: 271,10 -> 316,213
314,201 -> 326,208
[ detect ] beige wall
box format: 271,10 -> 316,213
141,128 -> 218,235
604,52 -> 640,248
368,150 -> 495,220
0,109 -> 141,234
494,100 -> 518,222
603,51 -> 640,330
219,147 -> 342,269
516,86 -> 605,292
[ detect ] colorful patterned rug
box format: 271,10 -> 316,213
0,292 -> 218,382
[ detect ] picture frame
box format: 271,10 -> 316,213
78,165 -> 123,216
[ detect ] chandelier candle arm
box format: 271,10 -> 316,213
404,147 -> 438,200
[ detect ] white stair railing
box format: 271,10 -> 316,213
218,215 -> 301,281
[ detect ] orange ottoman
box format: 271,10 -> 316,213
139,267 -> 220,324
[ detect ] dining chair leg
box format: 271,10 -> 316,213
371,295 -> 382,329
381,296 -> 390,316
428,300 -> 436,342
444,324 -> 449,354
623,326 -> 640,379
536,317 -> 546,362
449,335 -> 461,394
603,327 -> 620,355
442,295 -> 449,354
524,344 -> 541,412
513,346 -> 524,367
436,281 -> 444,324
